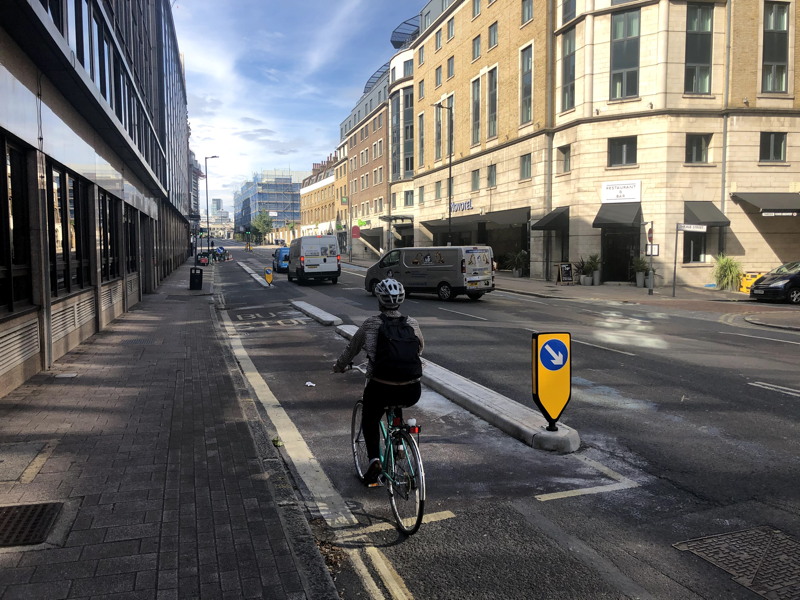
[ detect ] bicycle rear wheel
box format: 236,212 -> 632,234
351,401 -> 369,481
388,431 -> 425,535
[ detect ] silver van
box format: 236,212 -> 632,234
287,235 -> 341,284
365,246 -> 495,301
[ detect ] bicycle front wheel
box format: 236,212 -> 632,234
351,401 -> 369,482
388,431 -> 426,535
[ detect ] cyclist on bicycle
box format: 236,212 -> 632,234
333,278 -> 424,485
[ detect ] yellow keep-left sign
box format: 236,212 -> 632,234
264,268 -> 273,285
531,332 -> 571,428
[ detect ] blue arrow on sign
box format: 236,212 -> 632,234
540,339 -> 568,371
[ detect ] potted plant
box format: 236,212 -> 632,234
505,250 -> 529,277
712,254 -> 744,291
573,257 -> 587,285
586,253 -> 601,286
632,255 -> 649,288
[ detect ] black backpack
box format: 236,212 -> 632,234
372,314 -> 422,382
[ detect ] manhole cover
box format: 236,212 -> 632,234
119,338 -> 163,345
0,503 -> 63,546
675,526 -> 800,599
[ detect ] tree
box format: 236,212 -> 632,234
251,211 -> 274,243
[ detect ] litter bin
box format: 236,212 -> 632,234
189,267 -> 203,290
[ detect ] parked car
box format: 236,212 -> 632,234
272,247 -> 290,273
749,261 -> 800,304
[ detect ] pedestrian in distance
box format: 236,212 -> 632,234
333,278 -> 424,485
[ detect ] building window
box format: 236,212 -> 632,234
559,144 -> 572,173
472,169 -> 480,191
473,35 -> 481,60
473,0 -> 481,18
403,88 -> 415,178
563,0 -> 576,23
418,186 -> 425,205
610,9 -> 640,100
685,4 -> 713,94
0,142 -> 33,313
471,78 -> 481,145
435,66 -> 443,87
447,17 -> 455,39
763,2 -> 789,93
562,27 -> 576,111
608,136 -> 637,166
683,232 -> 706,263
685,134 -> 711,163
436,29 -> 442,50
418,114 -> 425,165
447,56 -> 455,79
404,190 -> 414,207
419,45 -> 425,65
435,105 -> 443,160
487,164 -> 497,187
98,191 -> 120,282
435,180 -> 442,199
487,67 -> 498,138
522,0 -> 533,24
520,154 -> 532,179
404,59 -> 414,77
521,45 -> 533,124
419,80 -> 425,99
760,132 -> 787,162
488,22 -> 498,48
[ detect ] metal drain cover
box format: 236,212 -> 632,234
0,503 -> 63,546
675,526 -> 800,599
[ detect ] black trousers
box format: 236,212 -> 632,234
362,379 -> 421,461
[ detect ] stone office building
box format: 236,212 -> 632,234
340,0 -> 800,286
1,0 -> 191,396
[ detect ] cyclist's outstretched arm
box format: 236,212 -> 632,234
333,325 -> 367,372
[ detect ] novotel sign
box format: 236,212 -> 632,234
451,199 -> 474,213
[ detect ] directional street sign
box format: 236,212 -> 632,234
677,223 -> 707,232
531,332 -> 572,431
264,268 -> 273,286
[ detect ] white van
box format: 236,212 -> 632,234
287,235 -> 341,284
365,246 -> 495,301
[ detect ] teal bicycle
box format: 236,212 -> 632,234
351,399 -> 426,535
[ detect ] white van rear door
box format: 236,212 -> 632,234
464,248 -> 493,290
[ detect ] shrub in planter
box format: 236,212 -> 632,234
713,254 -> 744,291
632,255 -> 649,273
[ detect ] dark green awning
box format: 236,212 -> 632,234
684,201 -> 730,227
531,206 -> 569,230
592,202 -> 642,228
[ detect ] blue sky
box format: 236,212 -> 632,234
172,0 -> 421,211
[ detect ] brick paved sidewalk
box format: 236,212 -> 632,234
0,262 -> 337,599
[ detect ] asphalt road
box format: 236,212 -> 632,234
214,243 -> 799,600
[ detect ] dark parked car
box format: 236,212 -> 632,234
272,247 -> 290,273
749,261 -> 800,304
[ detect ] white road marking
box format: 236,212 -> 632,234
748,381 -> 800,397
572,339 -> 637,356
438,307 -> 488,321
717,331 -> 800,345
535,454 -> 638,501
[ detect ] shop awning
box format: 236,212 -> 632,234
531,206 -> 569,230
731,192 -> 800,214
684,201 -> 730,227
592,202 -> 642,228
421,206 -> 529,229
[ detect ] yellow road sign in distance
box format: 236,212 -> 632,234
531,332 -> 572,430
264,268 -> 273,285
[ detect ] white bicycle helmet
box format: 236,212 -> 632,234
374,278 -> 405,309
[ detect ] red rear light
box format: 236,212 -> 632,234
409,426 -> 420,434
461,259 -> 466,274
337,254 -> 341,264
300,256 -> 305,266
392,417 -> 402,426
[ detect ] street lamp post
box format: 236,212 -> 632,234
434,98 -> 453,245
204,155 -> 218,255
